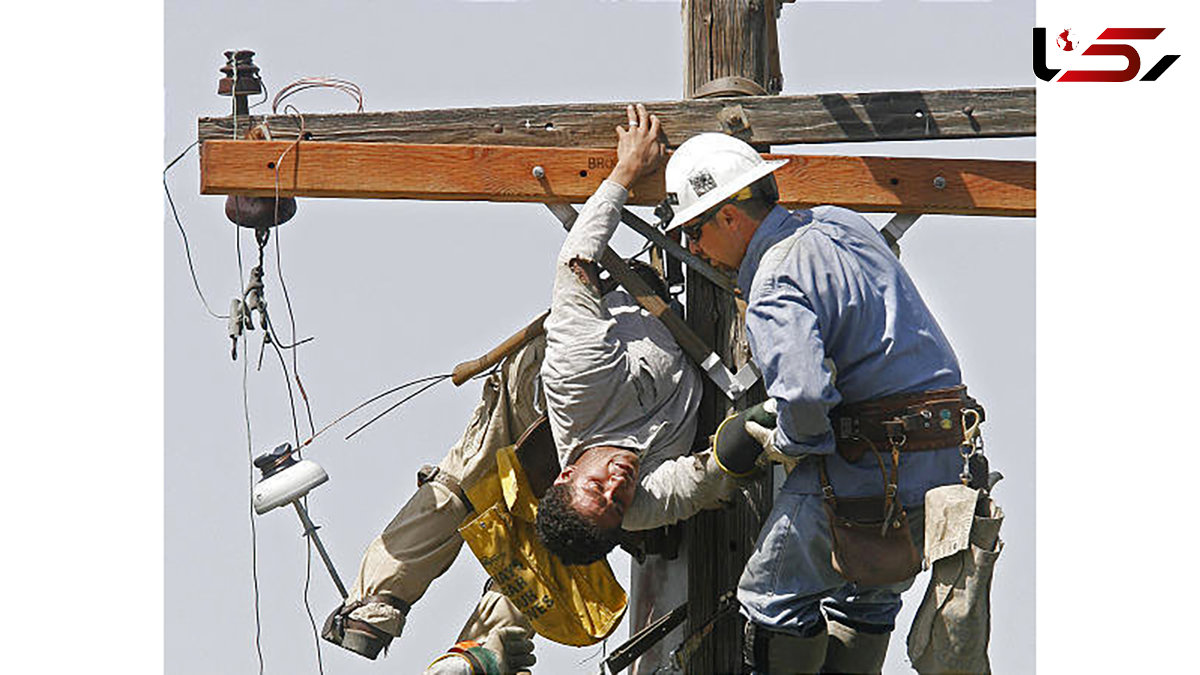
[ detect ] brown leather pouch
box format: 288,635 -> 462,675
824,495 -> 921,586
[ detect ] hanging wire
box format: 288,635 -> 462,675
266,324 -> 303,451
295,373 -> 452,450
303,540 -> 324,675
249,82 -> 271,112
242,330 -> 265,675
229,85 -> 266,675
272,77 -> 364,115
164,140 -> 228,320
269,122 -> 318,440
344,374 -> 454,441
259,231 -> 325,674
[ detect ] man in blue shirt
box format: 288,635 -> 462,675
662,133 -> 980,673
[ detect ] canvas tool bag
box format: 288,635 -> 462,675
906,483 -> 1003,674
907,404 -> 1003,674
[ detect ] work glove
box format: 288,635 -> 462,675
746,420 -> 800,473
483,625 -> 536,674
712,399 -> 779,477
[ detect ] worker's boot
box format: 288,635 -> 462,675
745,622 -> 829,674
321,595 -> 409,660
821,620 -> 891,674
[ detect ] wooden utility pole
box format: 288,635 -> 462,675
682,1 -> 779,672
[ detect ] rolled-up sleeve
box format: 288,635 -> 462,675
745,273 -> 841,457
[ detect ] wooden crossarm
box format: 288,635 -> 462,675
197,86 -> 1034,148
200,141 -> 1035,218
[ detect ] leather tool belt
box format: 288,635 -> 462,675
830,385 -> 984,463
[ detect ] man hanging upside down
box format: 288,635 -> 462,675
534,103 -> 735,565
322,104 -> 735,666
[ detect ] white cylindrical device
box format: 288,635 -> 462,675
253,459 -> 329,514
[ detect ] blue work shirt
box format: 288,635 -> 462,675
738,205 -> 964,506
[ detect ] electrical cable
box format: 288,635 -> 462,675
294,372 -> 452,451
231,88 -> 265,675
263,236 -> 326,675
302,535 -> 324,675
260,237 -> 325,674
344,374 -> 451,441
272,77 -> 364,115
242,330 -> 265,675
266,323 -> 302,453
164,141 -> 228,320
249,83 -> 270,112
270,135 -> 317,440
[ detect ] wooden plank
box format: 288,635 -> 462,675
683,2 -> 777,671
199,140 -> 1035,217
197,87 -> 1034,147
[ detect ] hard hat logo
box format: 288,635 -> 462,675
664,133 -> 789,232
688,170 -> 718,197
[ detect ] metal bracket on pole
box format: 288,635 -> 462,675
544,203 -> 759,400
880,213 -> 921,258
601,602 -> 689,674
701,352 -> 761,401
617,207 -> 737,295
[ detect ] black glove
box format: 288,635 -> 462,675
712,400 -> 778,477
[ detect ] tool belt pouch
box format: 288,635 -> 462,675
824,494 -> 921,586
819,448 -> 920,587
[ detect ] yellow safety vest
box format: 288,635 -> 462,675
459,444 -> 627,646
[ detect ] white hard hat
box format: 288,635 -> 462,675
663,133 -> 789,232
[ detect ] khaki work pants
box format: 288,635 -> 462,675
343,336 -> 546,637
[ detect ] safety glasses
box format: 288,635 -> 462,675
682,215 -> 713,244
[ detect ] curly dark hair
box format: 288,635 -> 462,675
535,483 -> 620,566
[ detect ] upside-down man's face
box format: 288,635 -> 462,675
553,446 -> 640,531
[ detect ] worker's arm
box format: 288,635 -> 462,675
745,263 -> 842,457
622,448 -> 736,531
541,104 -> 667,465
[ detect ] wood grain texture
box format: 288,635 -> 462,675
199,141 -> 1035,217
196,87 -> 1035,147
683,3 -> 776,672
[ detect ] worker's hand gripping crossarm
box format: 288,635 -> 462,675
610,103 -> 666,189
